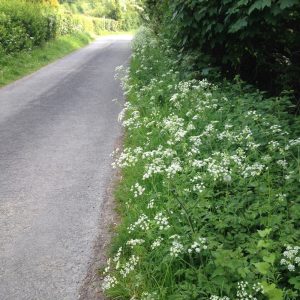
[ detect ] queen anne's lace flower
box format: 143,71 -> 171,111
188,237 -> 208,254
128,214 -> 150,233
154,212 -> 170,230
126,239 -> 145,247
131,183 -> 146,198
210,296 -> 230,300
120,255 -> 139,278
280,245 -> 300,272
151,237 -> 163,250
170,239 -> 184,257
102,275 -> 117,291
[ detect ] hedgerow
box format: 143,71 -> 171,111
102,28 -> 300,300
143,0 -> 300,107
0,0 -> 122,55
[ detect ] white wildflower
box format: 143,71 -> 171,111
154,212 -> 170,230
151,237 -> 163,250
126,239 -> 145,247
120,255 -> 139,278
147,199 -> 155,209
102,275 -> 117,291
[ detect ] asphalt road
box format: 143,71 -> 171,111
0,35 -> 132,300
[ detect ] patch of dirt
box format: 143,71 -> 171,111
78,138 -> 122,300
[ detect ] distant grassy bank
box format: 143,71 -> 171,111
0,32 -> 92,87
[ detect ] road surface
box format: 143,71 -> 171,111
0,35 -> 132,300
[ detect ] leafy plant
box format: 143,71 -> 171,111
143,0 -> 300,108
102,28 -> 300,300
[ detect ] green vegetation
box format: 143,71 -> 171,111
0,0 -> 125,56
0,32 -> 92,87
102,28 -> 300,300
60,0 -> 142,30
143,0 -> 300,108
0,0 -> 137,86
0,0 -> 60,55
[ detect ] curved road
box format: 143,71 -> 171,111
0,35 -> 131,300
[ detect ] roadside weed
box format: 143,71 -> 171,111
103,28 -> 300,300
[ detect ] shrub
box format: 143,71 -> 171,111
73,15 -> 121,34
0,0 -> 122,55
143,0 -> 300,107
0,0 -> 59,54
26,0 -> 59,7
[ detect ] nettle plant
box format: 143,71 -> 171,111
102,28 -> 300,300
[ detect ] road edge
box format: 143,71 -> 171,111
78,135 -> 123,300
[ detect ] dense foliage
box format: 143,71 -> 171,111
60,0 -> 142,30
102,28 -> 300,300
27,0 -> 59,6
0,0 -> 122,55
0,0 -> 57,54
143,0 -> 300,107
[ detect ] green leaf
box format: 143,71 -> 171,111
254,262 -> 270,274
289,277 -> 300,290
263,253 -> 276,265
237,267 -> 250,278
257,240 -> 270,248
261,282 -> 283,300
279,0 -> 298,9
211,267 -> 226,278
258,228 -> 272,238
228,17 -> 248,33
237,0 -> 250,6
249,0 -> 272,14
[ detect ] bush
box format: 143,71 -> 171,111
143,0 -> 300,107
0,0 -> 123,55
0,0 -> 63,54
102,28 -> 300,300
0,0 -> 57,53
73,15 -> 121,34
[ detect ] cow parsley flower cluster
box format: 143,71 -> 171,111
128,214 -> 150,233
154,212 -> 170,230
280,245 -> 300,272
210,296 -> 230,300
126,239 -> 145,247
236,281 -> 264,300
147,199 -> 155,209
169,236 -> 184,257
131,182 -> 146,198
102,275 -> 117,291
141,291 -> 158,300
151,237 -> 163,250
119,255 -> 139,278
188,237 -> 208,254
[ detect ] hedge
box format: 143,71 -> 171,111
143,0 -> 300,108
0,0 -> 122,55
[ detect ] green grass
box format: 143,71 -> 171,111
0,32 -> 93,87
102,28 -> 300,300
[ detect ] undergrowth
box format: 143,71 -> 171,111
103,28 -> 300,300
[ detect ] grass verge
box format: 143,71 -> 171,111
0,32 -> 92,87
101,28 -> 300,300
